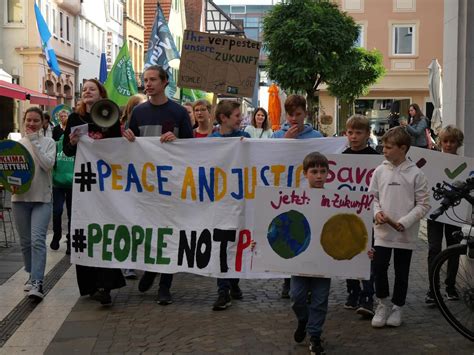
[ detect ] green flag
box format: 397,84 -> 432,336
104,43 -> 138,106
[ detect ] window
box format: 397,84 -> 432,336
79,19 -> 85,48
246,17 -> 259,27
393,25 -> 414,55
66,16 -> 70,41
355,25 -> 364,47
59,12 -> 64,39
139,44 -> 142,73
134,42 -> 138,72
45,3 -> 50,27
230,5 -> 246,14
93,27 -> 97,53
7,0 -> 23,24
85,22 -> 90,51
245,28 -> 259,41
99,30 -> 103,53
52,8 -> 57,34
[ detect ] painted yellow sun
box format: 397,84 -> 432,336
320,214 -> 368,260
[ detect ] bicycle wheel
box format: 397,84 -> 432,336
431,243 -> 474,341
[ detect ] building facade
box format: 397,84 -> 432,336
325,0 -> 444,137
105,0 -> 125,73
78,0 -> 107,90
124,0 -> 145,86
443,0 -> 474,157
0,0 -> 80,135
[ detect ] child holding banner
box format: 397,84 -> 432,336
342,115 -> 378,317
425,126 -> 464,305
209,100 -> 250,310
369,127 -> 430,327
271,94 -> 324,298
11,107 -> 56,301
290,152 -> 331,355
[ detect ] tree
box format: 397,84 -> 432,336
263,0 -> 385,126
327,47 -> 385,114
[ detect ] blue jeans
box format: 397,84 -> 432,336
12,202 -> 52,282
291,275 -> 331,338
217,278 -> 240,293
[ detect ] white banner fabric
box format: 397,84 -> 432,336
71,136 -> 347,278
252,187 -> 374,279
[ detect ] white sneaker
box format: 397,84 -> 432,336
23,277 -> 33,292
386,305 -> 402,327
28,280 -> 44,301
371,300 -> 390,328
122,269 -> 137,279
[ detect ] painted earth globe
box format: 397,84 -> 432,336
267,210 -> 311,259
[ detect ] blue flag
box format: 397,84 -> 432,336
99,53 -> 108,83
34,3 -> 61,77
144,5 -> 180,98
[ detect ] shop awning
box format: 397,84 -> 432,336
0,80 -> 57,106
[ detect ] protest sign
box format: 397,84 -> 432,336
71,138 -> 472,276
71,137 -> 347,277
324,147 -> 474,227
252,187 -> 374,279
0,140 -> 35,194
407,147 -> 474,226
178,30 -> 260,97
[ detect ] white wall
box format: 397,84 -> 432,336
105,0 -> 124,71
77,0 -> 107,84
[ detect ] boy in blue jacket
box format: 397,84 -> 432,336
272,94 -> 323,298
271,94 -> 323,139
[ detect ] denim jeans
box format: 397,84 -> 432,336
52,187 -> 72,240
12,202 -> 52,281
291,275 -> 331,338
374,246 -> 412,306
217,278 -> 240,293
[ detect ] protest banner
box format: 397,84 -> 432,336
0,140 -> 35,194
178,30 -> 260,97
407,147 -> 474,226
71,137 -> 347,277
252,187 -> 374,279
71,138 -> 472,277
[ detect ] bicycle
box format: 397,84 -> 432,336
429,177 -> 474,342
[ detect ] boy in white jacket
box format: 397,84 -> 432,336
369,127 -> 430,328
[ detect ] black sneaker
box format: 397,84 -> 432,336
425,290 -> 436,305
344,292 -> 358,309
90,289 -> 112,305
356,298 -> 374,318
281,278 -> 290,299
230,285 -> 243,300
213,291 -> 231,311
309,336 -> 325,355
294,320 -> 307,343
50,237 -> 60,250
446,288 -> 460,301
157,286 -> 173,305
138,272 -> 156,292
28,280 -> 44,301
